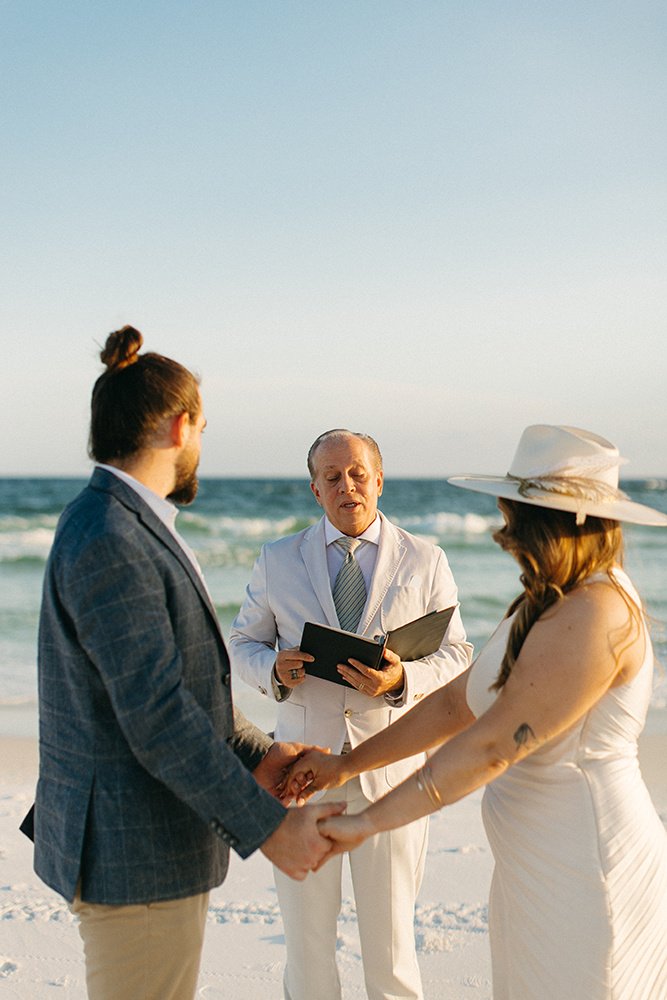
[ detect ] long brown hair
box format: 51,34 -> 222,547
491,498 -> 626,690
89,326 -> 200,463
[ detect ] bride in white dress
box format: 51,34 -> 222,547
288,425 -> 667,1000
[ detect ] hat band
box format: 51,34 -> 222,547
507,474 -> 629,525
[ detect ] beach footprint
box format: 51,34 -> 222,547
0,959 -> 18,978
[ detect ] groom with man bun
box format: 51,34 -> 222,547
230,428 -> 472,1000
32,327 -> 343,1000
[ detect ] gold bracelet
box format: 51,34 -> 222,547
415,761 -> 443,809
422,762 -> 443,807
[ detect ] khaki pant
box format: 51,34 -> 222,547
70,889 -> 209,1000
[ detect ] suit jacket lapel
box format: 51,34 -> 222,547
358,512 -> 405,635
300,518 -> 339,627
300,512 -> 406,635
90,468 -> 223,638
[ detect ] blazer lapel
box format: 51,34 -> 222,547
358,512 -> 405,635
300,518 -> 339,627
90,469 -> 223,638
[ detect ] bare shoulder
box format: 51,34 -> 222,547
540,573 -> 636,627
524,573 -> 644,684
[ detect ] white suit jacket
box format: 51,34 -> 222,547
229,512 -> 473,801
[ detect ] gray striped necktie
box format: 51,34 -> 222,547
332,537 -> 367,633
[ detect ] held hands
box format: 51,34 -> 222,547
337,647 -> 405,698
261,800 -> 347,880
280,749 -> 348,803
274,647 -> 314,688
253,741 -> 330,805
261,797 -> 375,878
316,811 -> 374,859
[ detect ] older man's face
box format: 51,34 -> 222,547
310,436 -> 383,537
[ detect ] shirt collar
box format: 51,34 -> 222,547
324,513 -> 381,547
96,464 -> 179,532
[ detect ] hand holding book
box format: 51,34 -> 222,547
335,644 -> 404,696
299,607 -> 455,690
274,646 -> 314,689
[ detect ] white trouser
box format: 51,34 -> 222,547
274,776 -> 428,1000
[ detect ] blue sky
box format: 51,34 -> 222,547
3,1 -> 666,477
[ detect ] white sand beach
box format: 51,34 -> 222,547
2,723 -> 666,1000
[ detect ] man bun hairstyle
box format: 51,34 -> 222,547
89,326 -> 200,463
99,326 -> 143,371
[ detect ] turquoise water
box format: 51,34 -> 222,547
1,476 -> 666,734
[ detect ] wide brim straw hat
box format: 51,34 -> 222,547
448,424 -> 667,527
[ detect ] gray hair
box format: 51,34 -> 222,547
307,429 -> 383,478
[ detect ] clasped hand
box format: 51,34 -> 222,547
253,740 -> 331,805
276,748 -> 347,803
261,798 -> 372,877
254,741 -> 344,878
255,743 -> 374,875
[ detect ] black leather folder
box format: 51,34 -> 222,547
300,606 -> 456,688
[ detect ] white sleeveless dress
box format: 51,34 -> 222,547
465,569 -> 667,1000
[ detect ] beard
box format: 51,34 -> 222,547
168,445 -> 200,506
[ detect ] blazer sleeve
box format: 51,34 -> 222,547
58,529 -> 286,858
228,705 -> 273,770
390,546 -> 474,708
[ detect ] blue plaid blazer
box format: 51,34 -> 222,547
34,468 -> 285,905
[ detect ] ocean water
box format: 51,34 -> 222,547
1,476 -> 666,736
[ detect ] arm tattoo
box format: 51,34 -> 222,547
513,722 -> 536,748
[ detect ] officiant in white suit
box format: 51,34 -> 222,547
229,429 -> 472,1000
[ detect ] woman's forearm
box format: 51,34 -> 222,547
318,695 -> 516,848
360,721 -> 508,836
341,669 -> 474,782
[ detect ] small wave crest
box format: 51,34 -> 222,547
179,511 -> 315,539
393,511 -> 499,537
0,527 -> 56,564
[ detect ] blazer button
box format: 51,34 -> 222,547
222,674 -> 231,687
344,709 -> 353,718
259,686 -> 267,696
